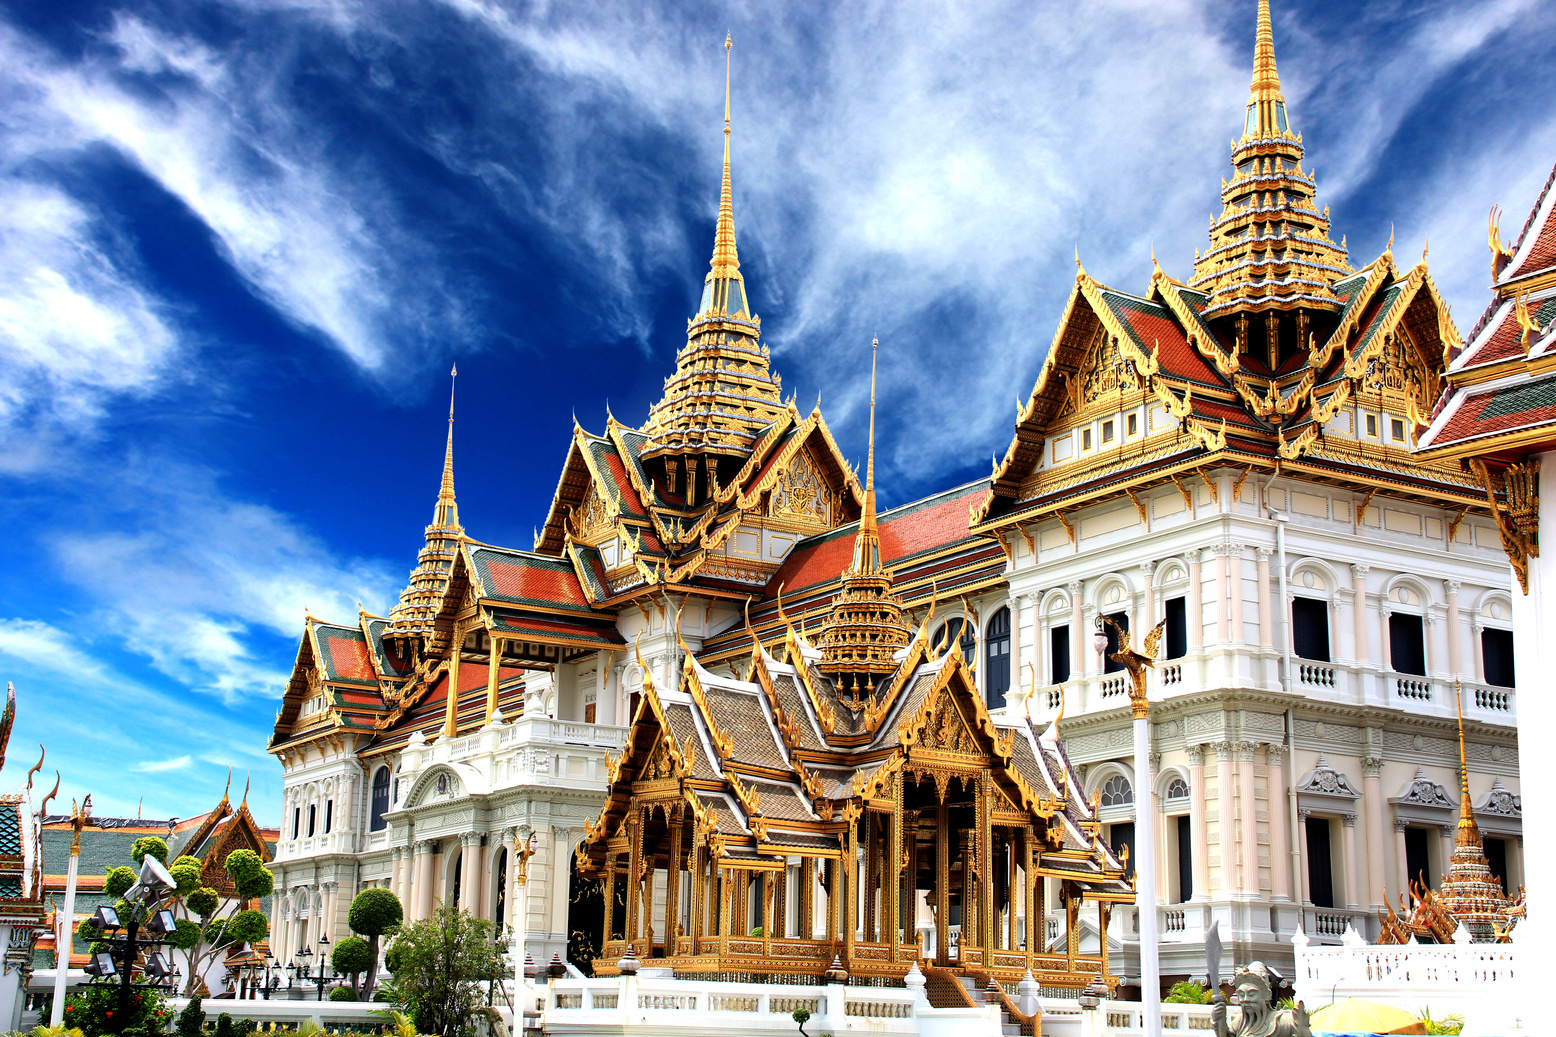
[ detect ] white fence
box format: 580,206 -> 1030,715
1292,927 -> 1521,1037
543,969 -> 1001,1037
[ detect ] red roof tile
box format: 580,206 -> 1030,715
321,632 -> 375,682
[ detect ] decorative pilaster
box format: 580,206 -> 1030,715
1068,581 -> 1085,679
1255,548 -> 1274,651
1215,741 -> 1237,897
1187,553 -> 1204,652
1351,565 -> 1371,669
1236,742 -> 1259,894
1187,744 -> 1210,900
1361,757 -> 1388,911
1266,745 -> 1291,901
1341,814 -> 1360,909
1444,581 -> 1462,678
1139,562 -> 1157,632
1393,819 -> 1410,902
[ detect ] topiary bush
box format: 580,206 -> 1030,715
130,837 -> 169,865
103,866 -> 137,899
346,888 -> 403,1000
175,995 -> 205,1037
214,1012 -> 233,1037
169,856 -> 203,894
331,935 -> 373,992
328,986 -> 358,1002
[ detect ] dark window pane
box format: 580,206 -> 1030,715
1485,838 -> 1509,896
324,800 -> 333,834
1390,614 -> 1427,675
1405,826 -> 1432,891
1482,629 -> 1515,688
1103,612 -> 1128,674
307,805 -> 316,838
1292,598 -> 1330,662
1050,625 -> 1071,684
1305,817 -> 1334,908
985,607 -> 1011,708
1110,822 -> 1135,881
292,808 -> 300,840
1177,815 -> 1193,902
1165,597 -> 1187,660
371,767 -> 391,832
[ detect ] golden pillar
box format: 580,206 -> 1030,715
935,800 -> 950,965
665,805 -> 683,955
799,857 -> 815,940
888,776 -> 903,956
978,773 -> 993,958
442,620 -> 464,738
625,809 -> 643,951
484,635 -> 503,723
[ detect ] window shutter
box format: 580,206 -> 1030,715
1050,626 -> 1071,685
1291,598 -> 1330,662
1165,597 -> 1187,660
1389,613 -> 1427,676
1482,629 -> 1515,688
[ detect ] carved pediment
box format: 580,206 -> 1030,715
1393,768 -> 1452,809
917,691 -> 980,756
767,447 -> 836,526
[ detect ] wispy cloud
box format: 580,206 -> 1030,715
132,755 -> 193,773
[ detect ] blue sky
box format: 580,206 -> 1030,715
2,0 -> 1554,822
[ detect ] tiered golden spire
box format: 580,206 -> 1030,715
1430,680 -> 1514,939
641,35 -> 786,464
817,340 -> 911,702
1188,0 -> 1351,337
387,365 -> 465,639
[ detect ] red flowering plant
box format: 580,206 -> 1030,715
63,982 -> 166,1037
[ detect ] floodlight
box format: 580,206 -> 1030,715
125,855 -> 177,903
144,952 -> 172,979
91,905 -> 121,931
83,952 -> 117,978
147,909 -> 178,935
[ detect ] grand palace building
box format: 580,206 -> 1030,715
266,4 -> 1524,995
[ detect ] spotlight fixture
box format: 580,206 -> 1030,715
91,906 -> 121,932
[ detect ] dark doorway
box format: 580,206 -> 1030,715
493,847 -> 507,924
1177,815 -> 1193,902
1292,598 -> 1330,662
1482,629 -> 1515,688
567,848 -> 605,975
985,607 -> 1011,708
1102,612 -> 1129,674
1050,625 -> 1071,684
1111,822 -> 1136,881
1305,816 -> 1334,908
1165,597 -> 1187,660
1389,614 -> 1427,676
1485,837 -> 1509,896
1405,826 -> 1432,891
450,852 -> 462,908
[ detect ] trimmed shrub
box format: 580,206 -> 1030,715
130,837 -> 169,865
328,986 -> 358,1002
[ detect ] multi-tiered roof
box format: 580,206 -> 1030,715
385,370 -> 464,643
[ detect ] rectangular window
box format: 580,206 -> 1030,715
1165,597 -> 1187,660
1101,419 -> 1115,444
1405,826 -> 1432,890
584,702 -> 597,724
1110,822 -> 1135,881
1292,598 -> 1330,662
1102,611 -> 1128,674
1176,814 -> 1193,903
1365,413 -> 1378,438
1050,625 -> 1071,684
1389,613 -> 1427,676
307,804 -> 316,838
324,800 -> 333,834
1482,628 -> 1515,687
292,808 -> 300,840
1127,413 -> 1139,437
1082,428 -> 1094,451
1485,837 -> 1509,895
1390,417 -> 1407,442
1305,816 -> 1335,908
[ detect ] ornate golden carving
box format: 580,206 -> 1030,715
769,448 -> 833,524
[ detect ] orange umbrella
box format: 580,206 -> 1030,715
1309,997 -> 1427,1035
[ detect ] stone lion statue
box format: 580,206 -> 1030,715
1211,961 -> 1310,1037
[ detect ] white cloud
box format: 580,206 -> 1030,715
132,755 -> 193,773
49,462 -> 399,702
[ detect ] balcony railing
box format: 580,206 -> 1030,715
1394,676 -> 1431,702
1297,663 -> 1336,688
1474,685 -> 1513,713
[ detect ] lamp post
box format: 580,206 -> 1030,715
49,795 -> 91,1027
1096,616 -> 1163,1037
510,830 -> 537,1024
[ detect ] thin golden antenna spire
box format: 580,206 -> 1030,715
864,337 -> 878,531
1454,678 -> 1469,798
434,364 -> 461,529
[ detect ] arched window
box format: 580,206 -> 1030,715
984,607 -> 1010,708
932,618 -> 975,658
1101,775 -> 1134,807
1165,777 -> 1190,802
370,767 -> 391,831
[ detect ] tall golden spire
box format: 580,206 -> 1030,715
387,365 -> 466,640
1188,0 -> 1350,328
641,34 -> 785,463
818,339 -> 910,700
1453,680 -> 1481,849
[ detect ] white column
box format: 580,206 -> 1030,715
1140,562 -> 1156,632
1187,746 -> 1210,900
1009,593 -> 1023,706
1134,707 -> 1161,1035
1237,742 -> 1259,894
1393,820 -> 1410,903
1361,758 -> 1388,913
1216,742 -> 1236,897
596,652 -> 618,726
1341,815 -> 1360,909
1297,810 -> 1312,907
1351,565 -> 1371,667
1215,547 -> 1231,645
1266,746 -> 1291,901
49,845 -> 81,1025
1445,581 -> 1463,678
1256,548 -> 1274,650
1230,547 -> 1246,644
1069,581 -> 1085,679
1187,554 -> 1204,652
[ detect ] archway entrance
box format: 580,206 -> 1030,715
566,847 -> 605,974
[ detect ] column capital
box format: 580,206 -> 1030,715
1362,756 -> 1384,778
1351,564 -> 1370,580
1444,579 -> 1462,597
1235,740 -> 1259,762
1393,818 -> 1409,833
1067,579 -> 1084,595
415,839 -> 438,854
1215,741 -> 1235,762
1138,561 -> 1156,578
1298,808 -> 1312,821
1255,547 -> 1274,563
1186,744 -> 1206,766
1148,752 -> 1162,774
1265,744 -> 1286,767
1440,825 -> 1455,838
1342,813 -> 1358,827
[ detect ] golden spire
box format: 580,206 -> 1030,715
862,338 -> 878,533
437,364 -> 459,528
1453,679 -> 1481,847
700,33 -> 744,315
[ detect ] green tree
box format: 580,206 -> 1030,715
150,849 -> 275,996
130,838 -> 168,865
386,906 -> 504,1037
346,887 -> 403,1000
174,996 -> 204,1037
331,936 -> 374,995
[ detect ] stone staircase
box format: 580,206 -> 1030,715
923,966 -> 1033,1036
